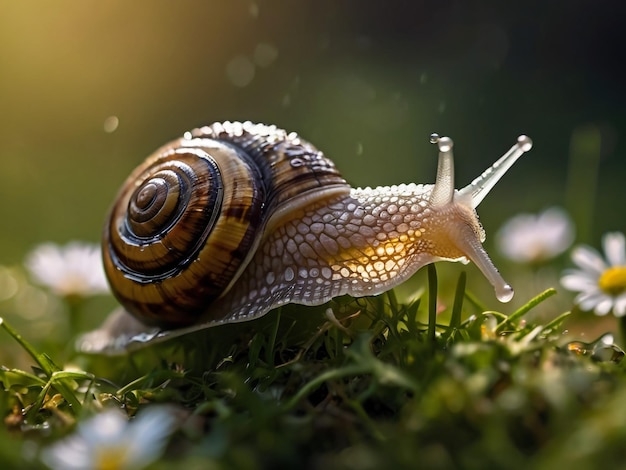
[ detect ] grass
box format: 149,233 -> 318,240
0,266 -> 625,469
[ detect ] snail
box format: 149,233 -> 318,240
78,121 -> 532,353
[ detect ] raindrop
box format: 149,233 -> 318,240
103,116 -> 119,133
253,43 -> 278,68
0,266 -> 18,301
495,284 -> 514,303
226,56 -> 255,87
565,334 -> 624,364
15,285 -> 49,320
591,343 -> 624,363
566,341 -> 588,356
356,142 -> 363,155
591,333 -> 624,363
248,2 -> 259,18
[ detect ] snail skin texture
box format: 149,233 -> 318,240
79,121 -> 532,353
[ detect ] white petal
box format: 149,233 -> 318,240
594,297 -> 614,316
25,244 -> 63,286
41,436 -> 93,470
496,215 -> 535,262
560,272 -> 598,292
25,242 -> 109,297
603,232 -> 626,267
574,290 -> 607,311
496,208 -> 575,263
576,291 -> 604,311
538,207 -> 575,255
613,294 -> 626,317
571,246 -> 607,275
79,410 -> 128,447
125,407 -> 177,467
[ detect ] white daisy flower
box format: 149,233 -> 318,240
41,406 -> 177,470
561,232 -> 626,317
496,207 -> 575,264
25,242 -> 109,298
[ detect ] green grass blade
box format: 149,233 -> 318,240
541,311 -> 572,334
427,264 -> 438,343
450,271 -> 466,330
499,288 -> 558,329
0,318 -> 57,376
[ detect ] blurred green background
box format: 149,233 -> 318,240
1,0 -> 624,266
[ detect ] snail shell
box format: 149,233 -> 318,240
82,121 -> 532,352
103,122 -> 348,328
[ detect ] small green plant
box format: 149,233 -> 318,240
1,258 -> 625,469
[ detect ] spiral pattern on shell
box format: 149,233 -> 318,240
103,122 -> 348,328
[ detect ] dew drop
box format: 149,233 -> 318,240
0,267 -> 18,301
253,43 -> 278,68
429,133 -> 440,144
103,116 -> 119,133
356,142 -> 363,155
248,2 -> 259,17
591,334 -> 624,363
226,55 -> 255,87
566,341 -> 588,356
495,284 -> 514,303
591,343 -> 624,363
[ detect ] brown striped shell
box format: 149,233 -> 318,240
87,121 -> 532,353
103,122 -> 348,328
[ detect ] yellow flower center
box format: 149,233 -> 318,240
95,447 -> 129,470
598,266 -> 626,295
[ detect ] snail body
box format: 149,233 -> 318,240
81,121 -> 532,352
